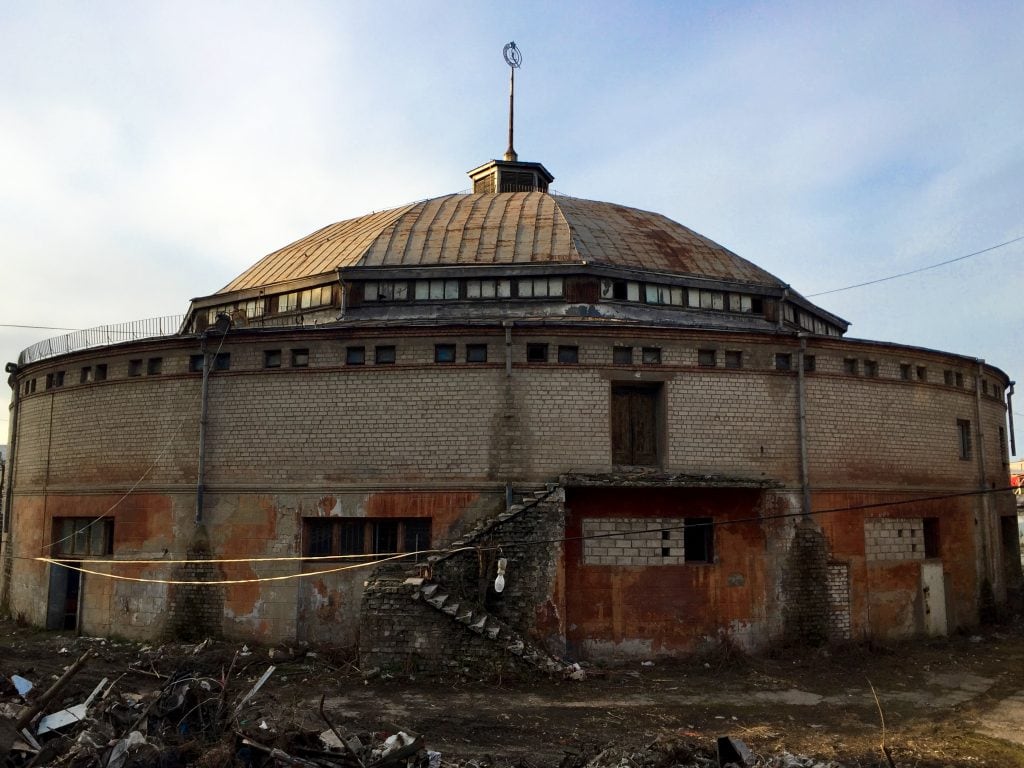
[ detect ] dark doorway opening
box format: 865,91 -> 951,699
46,563 -> 81,631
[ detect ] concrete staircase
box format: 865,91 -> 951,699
404,576 -> 576,676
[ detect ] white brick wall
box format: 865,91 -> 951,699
864,517 -> 925,562
581,517 -> 685,565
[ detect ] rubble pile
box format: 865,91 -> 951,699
1,640 -> 441,768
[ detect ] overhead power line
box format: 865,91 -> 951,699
806,235 -> 1024,297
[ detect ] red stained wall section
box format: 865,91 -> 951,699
564,487 -> 766,657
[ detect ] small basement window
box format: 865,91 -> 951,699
557,345 -> 579,364
641,347 -> 662,365
434,344 -> 456,363
683,518 -> 714,563
264,350 -> 282,368
346,346 -> 366,366
526,343 -> 549,363
291,348 -> 309,367
375,345 -> 396,365
466,344 -> 488,363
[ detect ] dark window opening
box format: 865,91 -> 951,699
864,360 -> 878,378
54,518 -> 114,557
725,350 -> 743,370
80,366 -> 92,384
955,372 -> 964,388
466,344 -> 488,363
900,363 -> 911,380
291,348 -> 309,367
844,358 -> 859,375
613,346 -> 633,365
943,370 -> 954,386
375,345 -> 396,365
346,346 -> 366,366
264,350 -> 282,368
147,357 -> 163,375
128,359 -> 143,377
303,517 -> 431,558
802,354 -> 816,372
434,344 -> 456,363
916,366 -> 927,381
213,353 -> 230,371
558,345 -> 579,364
641,347 -> 661,365
611,281 -> 628,300
751,297 -> 764,314
683,517 -> 714,563
527,343 -> 549,363
611,383 -> 661,466
775,353 -> 792,371
923,517 -> 940,558
698,349 -> 716,368
957,419 -> 972,460
55,371 -> 64,387
189,354 -> 204,373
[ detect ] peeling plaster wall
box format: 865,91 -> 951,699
3,328 -> 1015,649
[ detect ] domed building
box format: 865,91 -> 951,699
1,150 -> 1018,668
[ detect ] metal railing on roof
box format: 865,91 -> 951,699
17,315 -> 186,366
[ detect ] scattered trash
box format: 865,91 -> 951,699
641,661 -> 655,667
10,677 -> 32,697
37,677 -> 107,735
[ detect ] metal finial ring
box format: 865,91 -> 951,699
503,41 -> 522,69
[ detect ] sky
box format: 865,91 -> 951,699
1,0 -> 1022,454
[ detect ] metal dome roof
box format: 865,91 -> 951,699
219,192 -> 786,294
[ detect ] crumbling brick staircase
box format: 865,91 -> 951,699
402,485 -> 579,677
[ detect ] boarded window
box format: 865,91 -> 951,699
303,517 -> 431,558
54,518 -> 114,557
611,384 -> 660,466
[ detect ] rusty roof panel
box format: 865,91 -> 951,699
217,192 -> 783,295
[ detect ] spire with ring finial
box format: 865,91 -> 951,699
503,41 -> 521,162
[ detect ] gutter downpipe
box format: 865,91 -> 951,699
796,335 -> 810,517
1008,381 -> 1017,456
195,334 -> 210,525
503,320 -> 514,510
974,361 -> 992,589
0,363 -> 20,611
777,287 -> 790,332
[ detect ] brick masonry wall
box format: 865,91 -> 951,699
827,562 -> 852,641
4,325 -> 1015,645
864,517 -> 926,562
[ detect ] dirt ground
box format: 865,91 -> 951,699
4,618 -> 1024,767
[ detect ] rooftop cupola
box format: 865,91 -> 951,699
468,42 -> 554,194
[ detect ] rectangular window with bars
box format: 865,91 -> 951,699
53,518 -> 114,557
303,517 -> 432,558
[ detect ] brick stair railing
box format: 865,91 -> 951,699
424,484 -> 560,570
